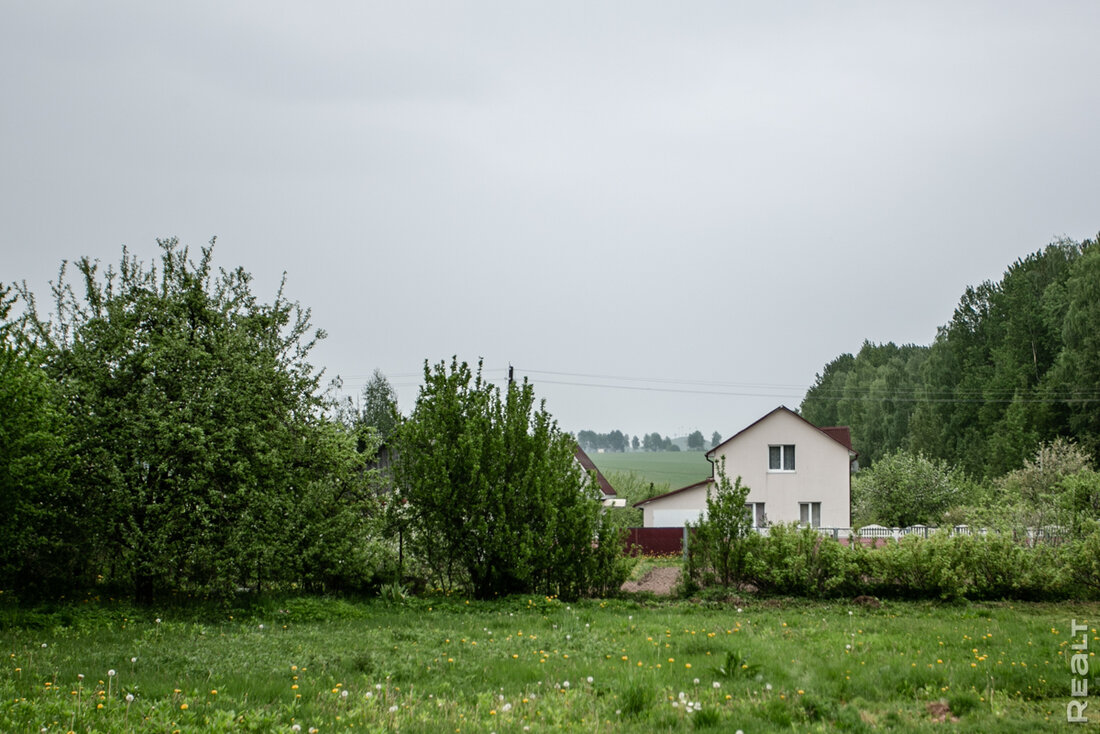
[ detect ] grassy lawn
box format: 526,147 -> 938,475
589,451 -> 712,493
3,595 -> 1096,732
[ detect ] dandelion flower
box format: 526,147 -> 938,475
126,693 -> 134,703
130,657 -> 137,663
712,681 -> 721,689
388,705 -> 398,713
587,676 -> 594,684
108,670 -> 116,677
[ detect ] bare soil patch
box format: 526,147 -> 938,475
620,566 -> 681,595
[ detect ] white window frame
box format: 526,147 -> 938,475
768,444 -> 796,472
799,501 -> 821,528
744,502 -> 767,527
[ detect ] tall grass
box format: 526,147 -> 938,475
1,595 -> 1095,731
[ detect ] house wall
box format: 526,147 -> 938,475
641,483 -> 709,527
710,409 -> 851,528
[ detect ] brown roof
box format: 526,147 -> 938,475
633,478 -> 713,507
706,405 -> 857,458
574,445 -> 616,496
819,426 -> 853,452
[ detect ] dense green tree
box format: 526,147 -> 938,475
360,368 -> 400,441
801,342 -> 927,466
631,435 -> 640,451
851,450 -> 969,528
0,285 -> 83,595
686,430 -> 705,451
710,431 -> 722,450
20,240 -> 348,601
685,459 -> 756,589
393,358 -> 630,600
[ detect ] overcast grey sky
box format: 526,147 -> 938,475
2,2 -> 1098,440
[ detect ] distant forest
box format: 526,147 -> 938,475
576,429 -> 722,453
800,234 -> 1100,478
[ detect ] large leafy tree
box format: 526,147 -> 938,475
21,239 -> 337,601
393,358 -> 629,600
0,285 -> 82,594
360,368 -> 400,441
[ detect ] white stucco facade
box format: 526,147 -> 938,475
636,407 -> 855,528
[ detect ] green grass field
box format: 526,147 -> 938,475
588,451 -> 712,493
3,596 -> 1096,732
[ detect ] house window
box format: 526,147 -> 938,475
799,502 -> 821,528
744,502 -> 766,527
768,444 -> 796,471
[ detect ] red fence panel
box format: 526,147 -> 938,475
626,527 -> 685,556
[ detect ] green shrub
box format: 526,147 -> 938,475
751,524 -> 860,598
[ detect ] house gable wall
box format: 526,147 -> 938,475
710,408 -> 851,527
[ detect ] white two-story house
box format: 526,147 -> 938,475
634,406 -> 857,528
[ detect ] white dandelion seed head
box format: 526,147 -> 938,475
131,657 -> 137,663
388,705 -> 398,713
258,624 -> 264,630
41,643 -> 47,648
694,678 -> 700,685
375,684 -> 382,690
712,681 -> 721,689
766,683 -> 773,691
291,726 -> 301,733
125,693 -> 134,703
341,689 -> 349,699
108,669 -> 116,677
78,674 -> 84,680
586,676 -> 593,684
365,691 -> 372,699
563,681 -> 570,688
155,618 -> 161,624
502,702 -> 512,712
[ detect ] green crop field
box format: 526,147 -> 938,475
588,451 -> 712,493
2,595 -> 1095,732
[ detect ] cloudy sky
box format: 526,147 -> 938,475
3,2 -> 1098,440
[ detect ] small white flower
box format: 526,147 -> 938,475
365,691 -> 373,699
341,689 -> 349,699
388,705 -> 398,713
155,618 -> 161,624
125,693 -> 134,703
291,726 -> 301,733
41,643 -> 47,648
131,656 -> 137,663
586,676 -> 594,684
766,683 -> 773,691
566,634 -> 571,640
258,624 -> 264,630
848,611 -> 853,616
846,644 -> 852,650
563,681 -> 570,688
712,681 -> 721,689
672,701 -> 679,708
694,678 -> 700,685
78,674 -> 84,681
375,684 -> 382,690
502,702 -> 512,712
108,669 -> 116,677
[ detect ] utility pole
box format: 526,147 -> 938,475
508,364 -> 514,385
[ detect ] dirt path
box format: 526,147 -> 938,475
620,566 -> 681,595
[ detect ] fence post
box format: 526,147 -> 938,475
682,526 -> 689,563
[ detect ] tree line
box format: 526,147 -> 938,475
0,240 -> 628,602
801,235 -> 1100,478
576,429 -> 722,453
